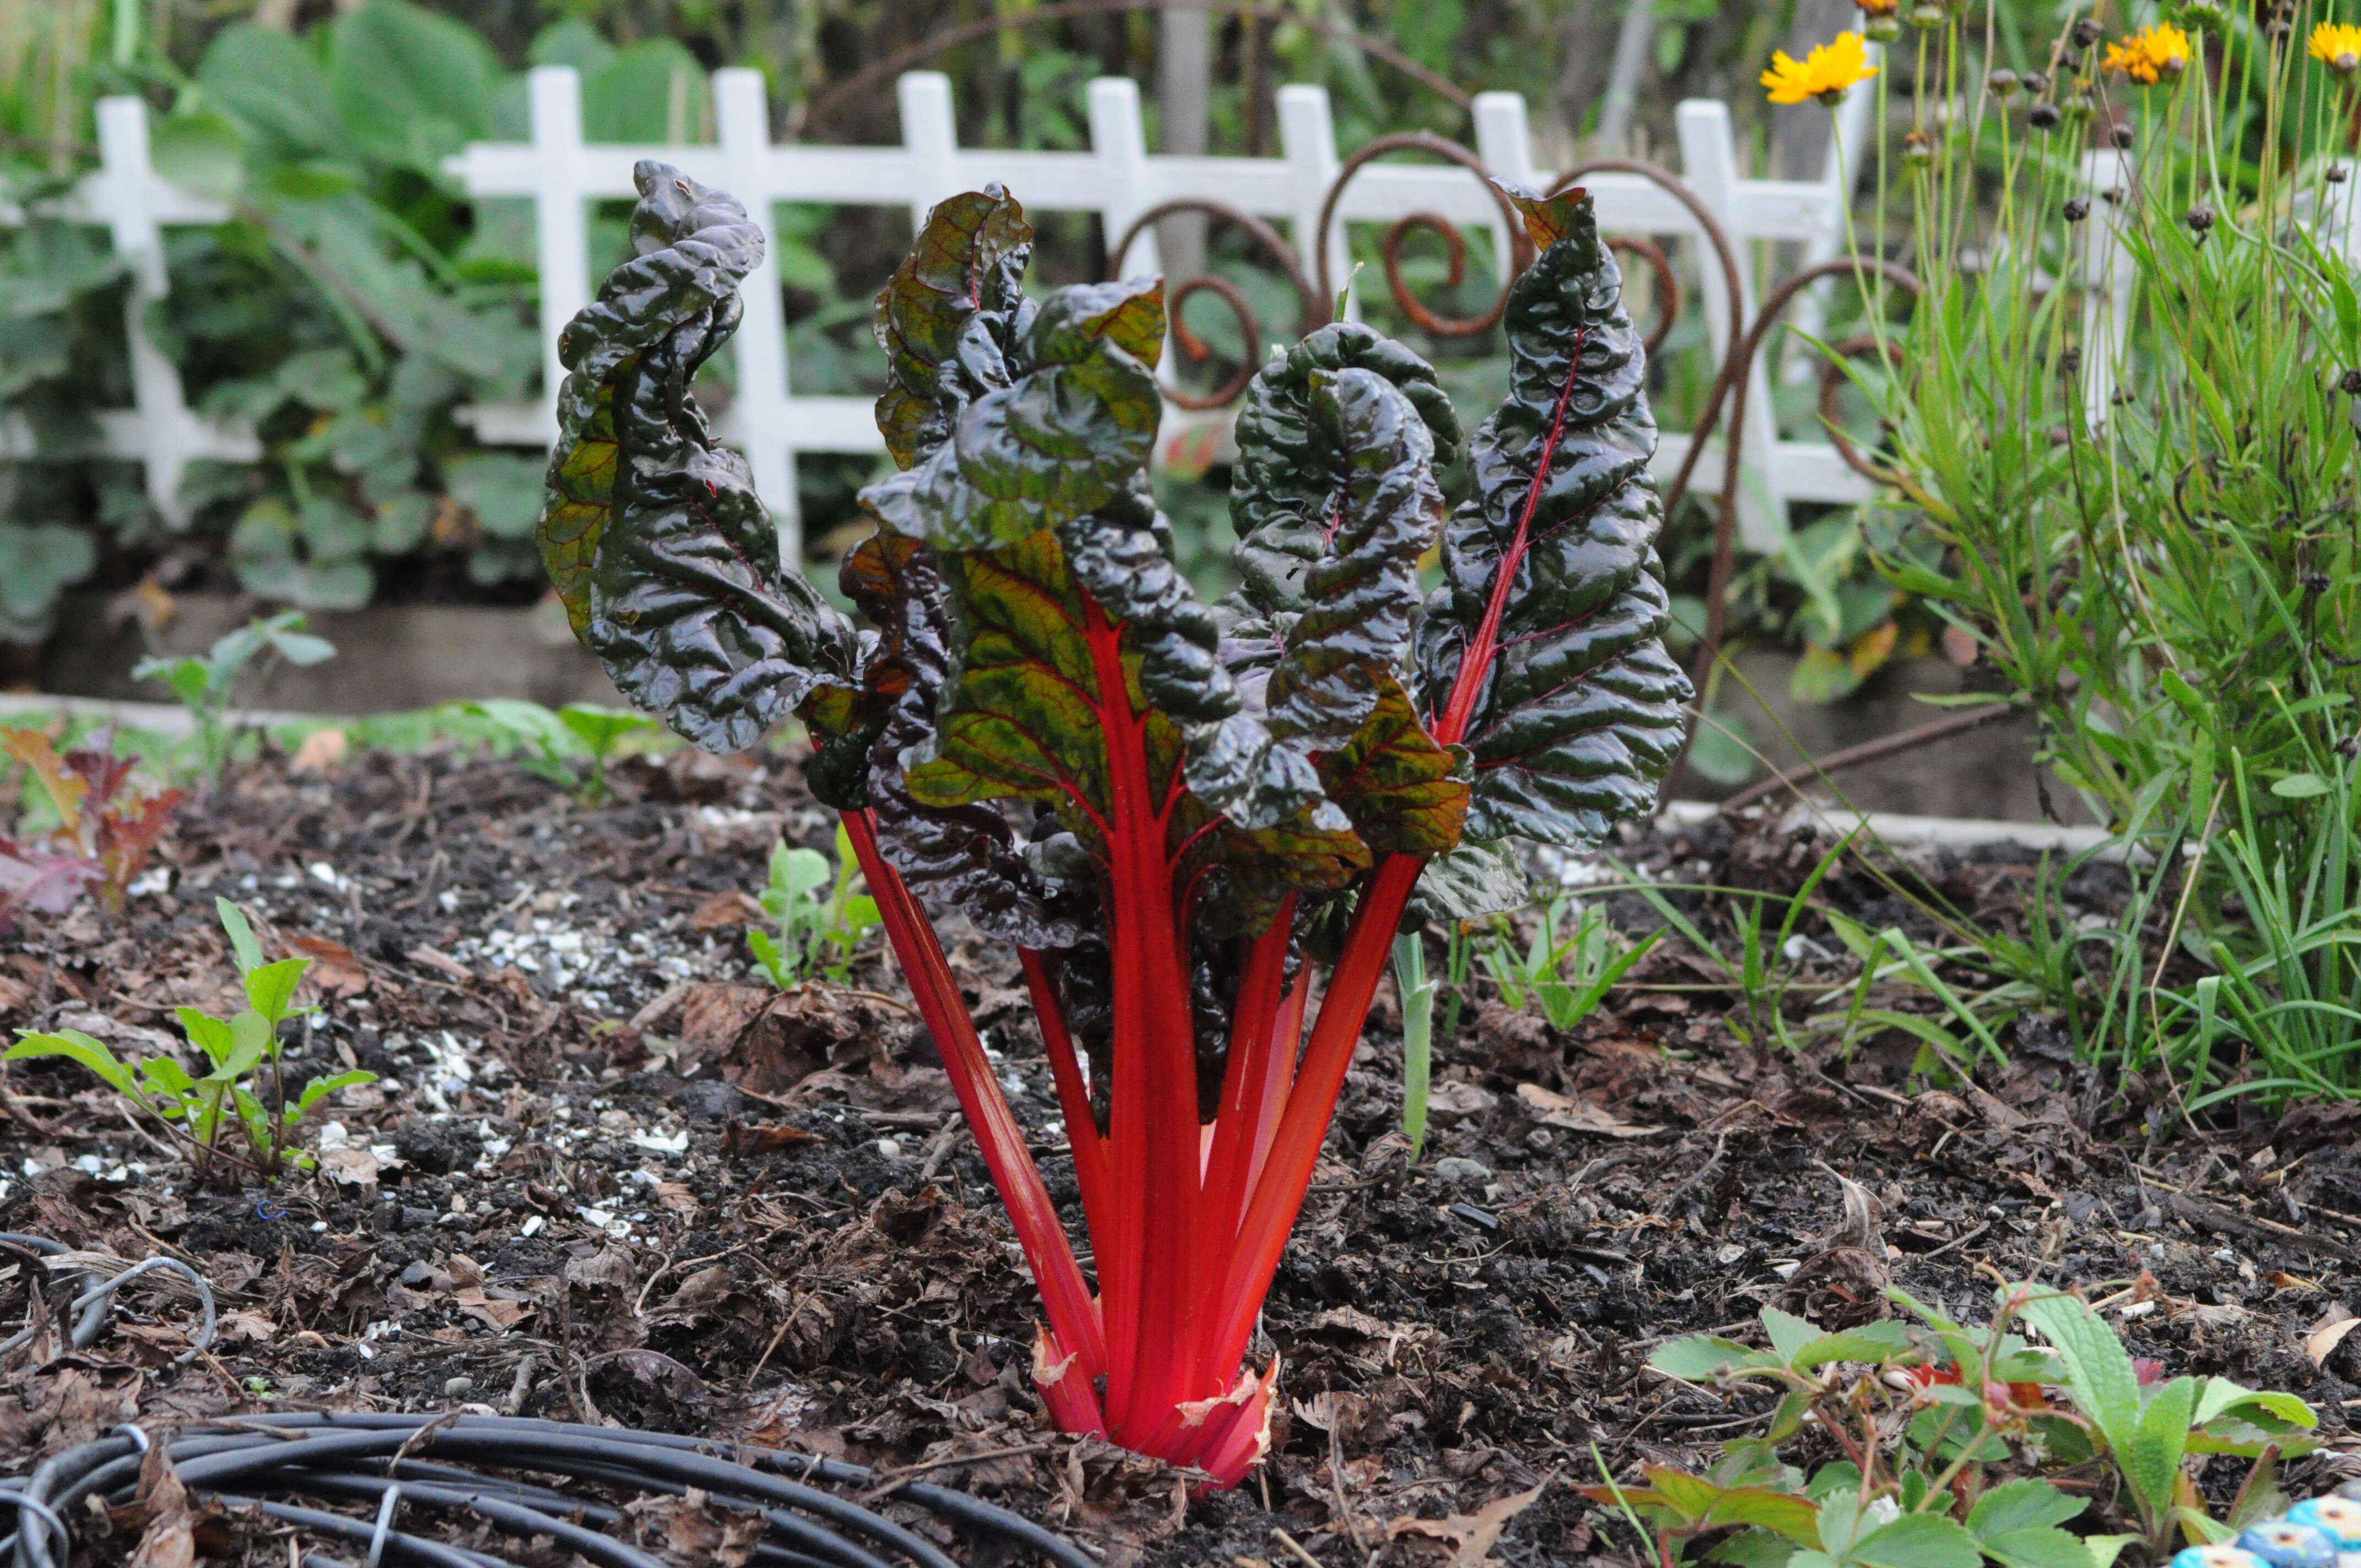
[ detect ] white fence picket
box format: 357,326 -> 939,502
0,96 -> 260,525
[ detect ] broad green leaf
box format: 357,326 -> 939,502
2193,1379 -> 2316,1430
221,1011 -> 274,1080
2015,1287 -> 2144,1457
1415,186 -> 1690,849
1790,1322 -> 1920,1370
557,703 -> 655,755
139,1054 -> 198,1099
1979,1528 -> 2101,1568
1703,1490 -> 1823,1547
244,959 -> 311,1025
177,1008 -> 236,1069
1761,1308 -> 1820,1364
2125,1374 -> 2198,1519
538,163 -> 859,751
2271,773 -> 2332,799
1650,1336 -> 1789,1380
216,897 -> 265,976
1968,1480 -> 2085,1539
1406,836 -> 1532,922
327,0 -> 496,174
1849,1513 -> 1982,1568
291,1070 -> 376,1120
197,24 -> 344,165
1712,1528 -> 1804,1568
6,1030 -> 135,1096
151,110 -> 246,203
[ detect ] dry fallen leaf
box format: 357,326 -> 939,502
626,1487 -> 765,1568
289,727 -> 349,774
123,1442 -> 198,1568
1386,1482 -> 1548,1568
690,890 -> 765,931
1514,1082 -> 1661,1139
289,935 -> 368,997
2306,1314 -> 2359,1366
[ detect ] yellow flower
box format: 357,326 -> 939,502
1857,0 -> 1898,14
2313,21 -> 2361,75
2103,24 -> 2191,84
1762,32 -> 1880,106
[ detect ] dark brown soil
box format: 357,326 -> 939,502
3,742 -> 2359,1567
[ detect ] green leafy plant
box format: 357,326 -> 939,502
133,610 -> 337,784
1618,1284 -> 2316,1567
1481,896 -> 1658,1031
1856,5 -> 2361,1098
534,168 -> 1685,1482
6,897 -> 372,1180
451,698 -> 656,805
0,727 -> 180,929
747,825 -> 882,988
1391,930 -> 1440,1159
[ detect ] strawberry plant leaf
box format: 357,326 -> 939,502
1968,1479 -> 2085,1539
1849,1513 -> 1981,1568
537,161 -> 860,753
2016,1287 -> 2145,1463
1416,185 -> 1690,847
1650,1335 -> 1789,1381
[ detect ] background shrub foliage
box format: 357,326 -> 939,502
0,0 -> 1887,667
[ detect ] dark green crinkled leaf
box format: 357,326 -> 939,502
536,160 -> 858,753
1405,836 -> 1532,924
866,280 -> 1166,552
873,271 -> 1362,927
1417,185 -> 1690,848
872,185 -> 1035,470
1222,326 -> 1466,856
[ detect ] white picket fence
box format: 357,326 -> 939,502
9,58 -> 2087,566
0,98 -> 261,525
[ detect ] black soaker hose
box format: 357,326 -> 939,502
0,1413 -> 1096,1568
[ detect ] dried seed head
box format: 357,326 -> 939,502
2303,571 -> 2333,594
2063,196 -> 2092,222
2338,368 -> 2361,395
2332,165 -> 2354,184
2185,204 -> 2215,236
1904,130 -> 1934,166
2111,386 -> 2136,405
2267,19 -> 2292,41
2179,0 -> 2227,24
2072,16 -> 2106,46
1865,12 -> 1902,39
2048,425 -> 2074,445
2059,347 -> 2083,374
1909,1 -> 1948,28
1990,68 -> 2021,96
2030,101 -> 2064,129
2022,69 -> 2050,93
2338,734 -> 2361,760
2110,122 -> 2135,149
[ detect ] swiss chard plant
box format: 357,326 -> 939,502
535,162 -> 1688,1482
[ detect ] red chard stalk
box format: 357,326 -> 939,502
538,165 -> 1688,1485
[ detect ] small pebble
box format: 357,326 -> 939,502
876,1138 -> 903,1161
1433,1156 -> 1492,1185
444,1376 -> 474,1398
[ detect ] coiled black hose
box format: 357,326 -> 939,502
0,1413 -> 1096,1568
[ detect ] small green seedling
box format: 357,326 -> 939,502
748,824 -> 882,989
133,611 -> 336,785
454,698 -> 656,804
1390,931 -> 1440,1160
6,896 -> 372,1180
1483,897 -> 1657,1031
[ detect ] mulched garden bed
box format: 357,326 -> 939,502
4,742 -> 2360,1566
